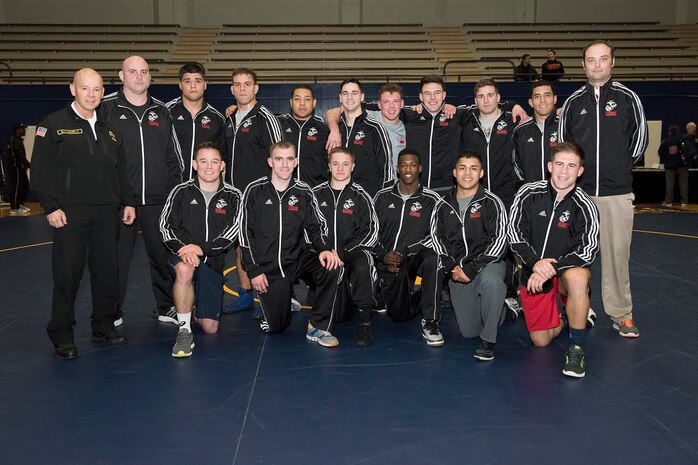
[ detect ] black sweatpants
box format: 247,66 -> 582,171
117,204 -> 173,316
2,163 -> 28,210
377,248 -> 443,323
258,249 -> 341,333
47,204 -> 121,345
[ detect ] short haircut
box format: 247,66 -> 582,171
582,40 -> 615,59
291,84 -> 315,99
521,53 -> 531,61
193,141 -> 221,160
474,78 -> 499,95
340,78 -> 363,93
378,83 -> 404,99
530,80 -> 556,97
269,140 -> 296,157
548,49 -> 556,55
551,141 -> 585,166
232,67 -> 257,84
419,74 -> 445,93
687,122 -> 697,129
328,146 -> 355,162
398,148 -> 421,165
454,151 -> 482,167
179,62 -> 206,80
668,124 -> 680,136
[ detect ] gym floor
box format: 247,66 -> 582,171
1,203 -> 697,465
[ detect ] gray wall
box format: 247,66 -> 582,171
1,0 -> 696,25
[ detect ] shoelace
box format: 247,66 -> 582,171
619,319 -> 635,328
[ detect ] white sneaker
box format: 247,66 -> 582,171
18,205 -> 30,213
9,209 -> 29,216
291,298 -> 302,312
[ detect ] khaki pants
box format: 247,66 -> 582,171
591,193 -> 634,322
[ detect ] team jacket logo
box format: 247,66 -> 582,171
215,198 -> 227,214
605,100 -> 618,117
147,111 -> 160,126
439,113 -> 449,127
469,202 -> 482,219
409,201 -> 422,217
108,130 -> 117,142
342,198 -> 354,214
353,131 -> 365,145
200,115 -> 211,129
398,135 -> 406,145
557,210 -> 570,228
241,119 -> 253,132
288,195 -> 299,211
496,120 -> 508,134
549,131 -> 558,147
307,127 -> 318,141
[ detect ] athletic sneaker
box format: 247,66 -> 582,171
421,319 -> 444,347
504,297 -> 522,320
355,323 -> 373,347
613,319 -> 640,338
661,202 -> 672,207
563,344 -> 585,378
158,306 -> 178,325
171,329 -> 194,358
223,287 -> 254,313
586,307 -> 597,328
474,339 -> 495,361
18,205 -> 30,213
681,203 -> 688,207
9,209 -> 29,216
306,322 -> 339,348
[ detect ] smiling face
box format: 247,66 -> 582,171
70,68 -> 104,118
339,82 -> 364,113
179,72 -> 206,104
193,147 -> 225,185
419,82 -> 446,114
397,153 -> 422,188
548,150 -> 584,196
453,155 -> 484,193
529,84 -> 557,120
378,91 -> 403,123
268,145 -> 298,182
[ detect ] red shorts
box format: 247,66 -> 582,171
520,277 -> 566,332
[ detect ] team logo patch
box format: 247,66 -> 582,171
557,210 -> 570,228
108,130 -> 117,142
469,202 -> 482,218
215,198 -> 227,214
353,131 -> 365,145
398,135 -> 405,145
57,128 -> 83,135
496,120 -> 508,134
241,119 -> 253,132
605,100 -> 617,117
549,131 -> 558,147
342,198 -> 354,214
439,113 -> 449,127
288,195 -> 299,211
200,115 -> 211,129
36,127 -> 48,137
409,201 -> 422,217
307,127 -> 318,141
147,111 -> 160,126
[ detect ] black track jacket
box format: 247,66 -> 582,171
278,112 -> 330,187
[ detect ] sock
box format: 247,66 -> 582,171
569,327 -> 586,346
177,311 -> 192,332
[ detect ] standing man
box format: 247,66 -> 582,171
541,49 -> 565,82
658,124 -> 689,207
508,142 -> 599,377
278,85 -> 330,187
160,142 -> 242,357
559,40 -> 648,337
373,149 -> 445,346
512,80 -> 559,184
683,122 -> 698,169
31,68 -> 136,359
5,124 -> 31,215
313,147 -> 379,346
435,152 -> 508,360
99,55 -> 183,326
167,62 -> 226,181
223,68 -> 283,314
239,141 -> 343,346
513,54 -> 540,82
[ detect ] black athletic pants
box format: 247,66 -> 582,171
117,204 -> 173,317
2,163 -> 28,210
47,204 -> 120,345
259,249 -> 341,333
377,248 -> 443,323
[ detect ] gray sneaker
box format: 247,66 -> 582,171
613,319 -> 640,338
421,319 -> 444,347
306,322 -> 339,347
172,329 -> 194,358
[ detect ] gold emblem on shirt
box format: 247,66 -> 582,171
57,129 -> 84,135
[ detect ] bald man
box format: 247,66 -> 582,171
32,69 -> 136,359
99,56 -> 184,326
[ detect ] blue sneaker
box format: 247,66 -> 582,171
223,288 -> 254,313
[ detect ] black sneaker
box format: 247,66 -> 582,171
563,344 -> 586,378
355,323 -> 373,347
421,319 -> 444,347
158,306 -> 178,325
474,339 -> 495,361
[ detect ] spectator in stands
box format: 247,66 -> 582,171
4,124 -> 31,215
31,68 -> 135,359
559,39 -> 648,338
513,54 -> 540,82
99,55 -> 183,327
541,49 -> 565,82
684,122 -> 698,169
167,63 -> 226,181
658,124 -> 689,207
222,68 -> 283,315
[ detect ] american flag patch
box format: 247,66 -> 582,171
36,127 -> 48,137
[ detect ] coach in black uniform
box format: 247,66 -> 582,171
99,55 -> 183,326
167,62 -> 226,181
31,68 -> 136,359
